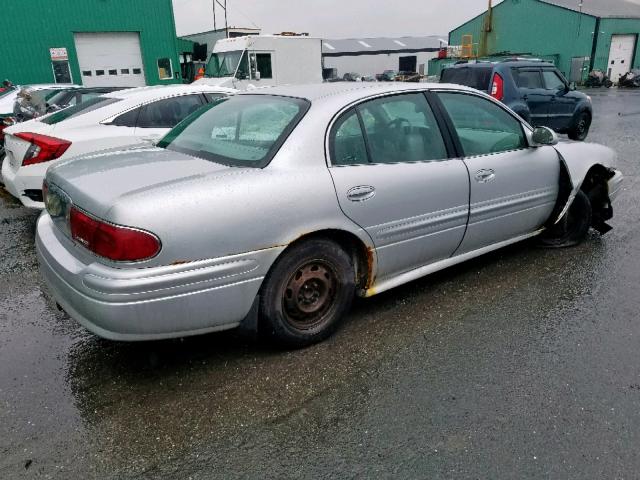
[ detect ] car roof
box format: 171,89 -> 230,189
237,82 -> 477,103
104,84 -> 236,101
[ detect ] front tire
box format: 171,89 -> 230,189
259,239 -> 355,348
568,111 -> 591,141
540,190 -> 592,247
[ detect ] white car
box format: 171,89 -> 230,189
1,84 -> 235,208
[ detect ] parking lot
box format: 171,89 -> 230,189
0,87 -> 639,479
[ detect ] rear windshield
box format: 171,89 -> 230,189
41,97 -> 120,124
441,67 -> 493,92
157,95 -> 310,168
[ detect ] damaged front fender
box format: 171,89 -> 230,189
550,142 -> 621,230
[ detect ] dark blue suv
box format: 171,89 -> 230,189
441,60 -> 593,141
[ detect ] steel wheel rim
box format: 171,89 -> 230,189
577,116 -> 588,136
282,260 -> 338,331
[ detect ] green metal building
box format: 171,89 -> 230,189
443,0 -> 640,83
0,0 -> 186,87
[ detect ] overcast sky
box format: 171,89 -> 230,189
172,0 -> 494,38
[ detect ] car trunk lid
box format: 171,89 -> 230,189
46,147 -> 245,220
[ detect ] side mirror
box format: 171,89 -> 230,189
255,70 -> 261,81
531,126 -> 558,146
569,82 -> 576,91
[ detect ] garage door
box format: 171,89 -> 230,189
607,34 -> 637,83
74,32 -> 147,87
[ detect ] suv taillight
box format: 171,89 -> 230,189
14,132 -> 71,166
490,73 -> 504,101
69,206 -> 161,261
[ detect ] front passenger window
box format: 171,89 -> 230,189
439,92 -> 527,156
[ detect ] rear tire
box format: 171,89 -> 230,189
568,111 -> 591,141
259,239 -> 355,348
540,190 -> 592,248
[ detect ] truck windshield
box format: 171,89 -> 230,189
206,50 -> 249,78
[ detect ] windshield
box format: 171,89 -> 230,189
157,95 -> 310,168
206,50 -> 249,78
41,97 -> 120,125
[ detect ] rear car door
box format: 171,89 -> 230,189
134,94 -> 206,142
328,92 -> 470,280
542,68 -> 576,130
512,68 -> 550,126
436,91 -> 560,253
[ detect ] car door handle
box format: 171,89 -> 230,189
347,185 -> 376,202
474,169 -> 496,183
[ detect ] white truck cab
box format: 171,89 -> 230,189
194,35 -> 323,90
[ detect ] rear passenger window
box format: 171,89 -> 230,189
331,109 -> 368,166
111,107 -> 141,127
439,92 -> 527,156
137,95 -> 204,128
513,69 -> 543,89
358,93 -> 447,164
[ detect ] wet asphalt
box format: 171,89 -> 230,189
0,88 -> 639,479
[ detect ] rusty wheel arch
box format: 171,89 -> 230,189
277,230 -> 374,294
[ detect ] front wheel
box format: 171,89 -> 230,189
539,190 -> 592,248
568,112 -> 591,141
259,239 -> 355,348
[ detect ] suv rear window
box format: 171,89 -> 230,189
41,97 -> 120,125
441,66 -> 493,92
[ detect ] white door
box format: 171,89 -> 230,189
607,34 -> 637,83
74,32 -> 147,87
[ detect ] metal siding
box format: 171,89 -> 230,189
0,0 -> 181,86
595,18 -> 640,71
449,0 -> 596,77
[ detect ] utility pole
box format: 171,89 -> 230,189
212,0 -> 228,37
480,0 -> 493,57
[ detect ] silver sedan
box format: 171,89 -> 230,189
36,83 -> 623,347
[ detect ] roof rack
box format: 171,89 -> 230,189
500,57 -> 546,63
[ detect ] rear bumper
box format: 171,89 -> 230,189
1,156 -> 45,209
36,214 -> 284,341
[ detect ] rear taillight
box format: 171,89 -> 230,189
69,206 -> 161,262
490,73 -> 504,101
14,132 -> 71,166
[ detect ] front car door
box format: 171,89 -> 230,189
435,91 -> 560,254
328,92 -> 470,281
512,68 -> 550,127
542,68 -> 576,131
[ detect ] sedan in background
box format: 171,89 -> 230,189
45,86 -> 127,112
36,83 -> 622,347
0,84 -> 77,156
2,84 -> 235,208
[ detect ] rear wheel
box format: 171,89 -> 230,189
260,239 -> 355,348
568,111 -> 591,141
540,190 -> 592,247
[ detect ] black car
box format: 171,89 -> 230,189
441,60 -> 593,141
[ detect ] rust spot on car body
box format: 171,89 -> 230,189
364,246 -> 376,295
